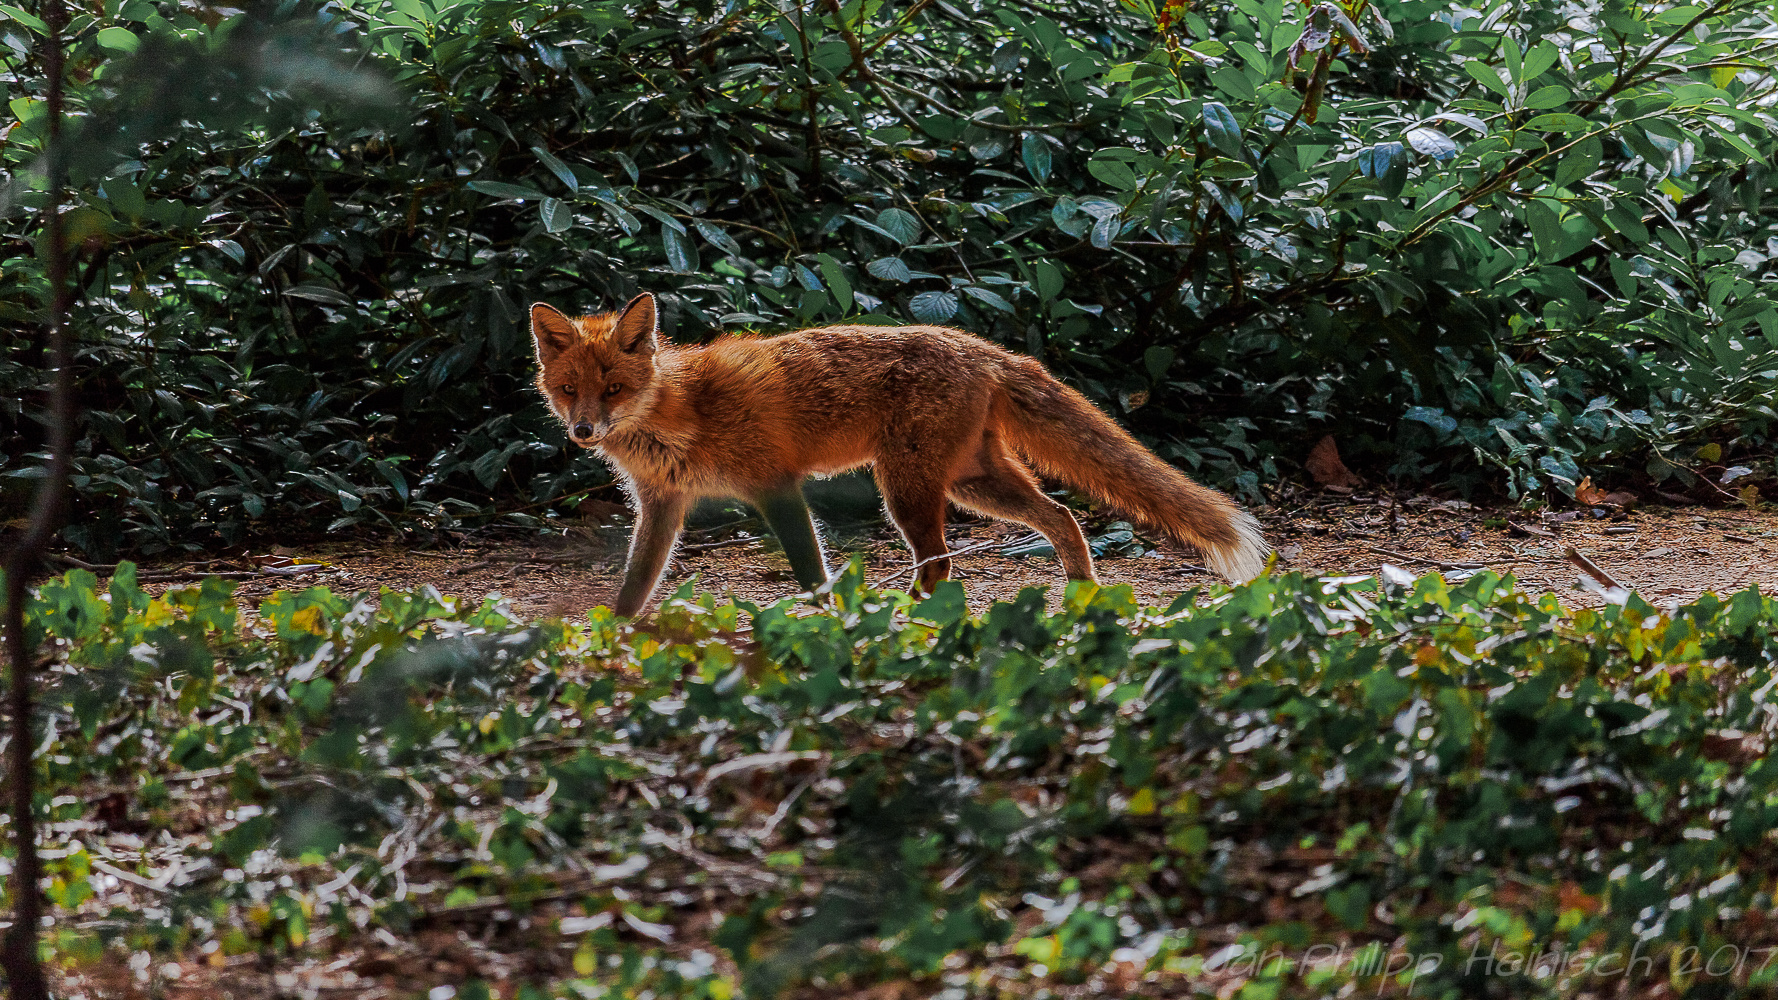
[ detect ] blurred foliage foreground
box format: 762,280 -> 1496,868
10,564 -> 1778,997
7,0 -> 1778,556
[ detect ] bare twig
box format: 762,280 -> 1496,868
874,532 -> 1040,588
1,1 -> 67,994
1366,546 -> 1486,572
418,551 -> 597,564
680,535 -> 765,554
1565,547 -> 1626,591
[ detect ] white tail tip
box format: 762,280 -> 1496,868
1204,511 -> 1270,583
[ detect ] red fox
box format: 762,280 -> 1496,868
530,293 -> 1268,617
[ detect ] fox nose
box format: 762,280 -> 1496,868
572,421 -> 596,441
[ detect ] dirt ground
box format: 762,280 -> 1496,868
63,488 -> 1778,618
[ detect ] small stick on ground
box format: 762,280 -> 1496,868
137,570 -> 274,583
875,533 -> 1040,589
1565,547 -> 1625,591
1368,546 -> 1486,572
681,535 -> 764,554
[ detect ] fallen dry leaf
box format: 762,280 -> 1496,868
1575,476 -> 1609,506
1305,435 -> 1360,488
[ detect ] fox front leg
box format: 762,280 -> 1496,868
754,486 -> 830,590
613,491 -> 691,618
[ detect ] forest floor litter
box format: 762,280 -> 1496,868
63,490 -> 1778,616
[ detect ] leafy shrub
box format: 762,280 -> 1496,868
13,564 -> 1778,996
5,0 -> 1778,551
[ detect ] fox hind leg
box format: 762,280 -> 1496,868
875,463 -> 952,594
949,436 -> 1096,582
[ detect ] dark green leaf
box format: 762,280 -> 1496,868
467,180 -> 546,201
1200,101 -> 1246,159
909,290 -> 958,323
530,146 -> 580,192
876,208 -> 921,245
663,225 -> 694,271
867,257 -> 913,282
540,197 -> 572,233
1022,133 -> 1052,183
1405,127 -> 1457,161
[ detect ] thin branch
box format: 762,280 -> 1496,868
1565,547 -> 1627,592
1,0 -> 68,994
875,533 -> 1040,588
873,76 -> 1089,133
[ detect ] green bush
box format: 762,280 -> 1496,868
13,564 -> 1778,996
5,0 -> 1778,552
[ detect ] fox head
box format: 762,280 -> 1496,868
530,292 -> 659,448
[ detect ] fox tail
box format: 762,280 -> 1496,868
993,357 -> 1269,583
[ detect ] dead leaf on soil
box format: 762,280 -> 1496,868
1505,520 -> 1552,538
1305,435 -> 1360,488
1575,477 -> 1609,506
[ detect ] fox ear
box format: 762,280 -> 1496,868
613,293 -> 658,356
530,303 -> 578,362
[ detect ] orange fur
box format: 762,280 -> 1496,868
532,293 -> 1268,616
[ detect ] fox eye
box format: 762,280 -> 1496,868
559,384 -> 576,396
604,382 -> 624,398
